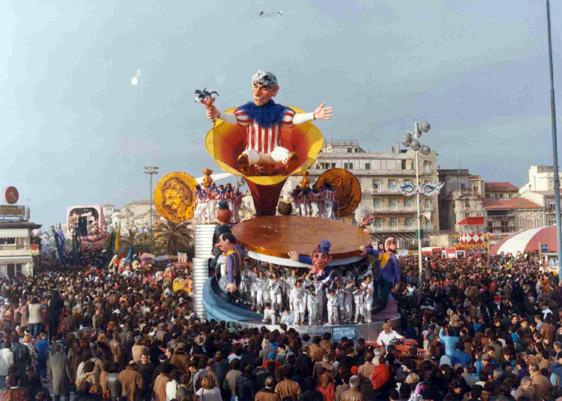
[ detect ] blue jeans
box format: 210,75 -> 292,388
376,279 -> 393,309
29,323 -> 43,337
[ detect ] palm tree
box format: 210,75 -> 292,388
153,219 -> 194,255
120,228 -> 138,249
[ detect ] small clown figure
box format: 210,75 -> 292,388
289,240 -> 333,279
203,70 -> 333,173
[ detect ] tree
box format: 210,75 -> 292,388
153,219 -> 194,256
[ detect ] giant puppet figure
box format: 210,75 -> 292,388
204,71 -> 332,173
199,71 -> 331,215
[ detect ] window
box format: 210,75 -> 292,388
389,199 -> 398,209
423,160 -> 431,174
405,217 -> 414,227
0,237 -> 16,245
364,163 -> 371,170
343,162 -> 353,170
388,180 -> 397,191
374,218 -> 383,229
372,180 -> 381,191
373,198 -> 382,209
404,198 -> 414,209
401,160 -> 407,170
330,163 -> 336,169
389,217 -> 398,228
347,148 -> 352,153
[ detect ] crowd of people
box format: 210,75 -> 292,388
0,244 -> 562,401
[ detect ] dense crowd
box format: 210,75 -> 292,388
0,250 -> 561,401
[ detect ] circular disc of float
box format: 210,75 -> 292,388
314,168 -> 362,218
232,216 -> 371,267
153,172 -> 198,223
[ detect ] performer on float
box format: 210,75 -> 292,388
217,232 -> 242,301
323,183 -> 336,220
359,236 -> 401,313
204,70 -> 333,173
207,183 -> 218,224
361,276 -> 375,323
194,185 -> 209,224
288,240 -> 333,280
224,183 -> 235,214
290,186 -> 303,216
232,186 -> 244,223
342,272 -> 356,323
326,287 -> 340,325
262,302 -> 276,324
353,285 -> 364,324
302,186 -> 312,217
309,187 -> 321,218
289,279 -> 307,325
269,273 -> 283,314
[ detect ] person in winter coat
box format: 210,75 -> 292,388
48,343 -> 71,401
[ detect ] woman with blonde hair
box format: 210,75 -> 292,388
195,375 -> 222,401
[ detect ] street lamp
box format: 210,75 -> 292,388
546,0 -> 562,276
143,166 -> 159,237
401,122 -> 435,285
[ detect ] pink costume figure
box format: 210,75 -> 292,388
205,70 -> 333,173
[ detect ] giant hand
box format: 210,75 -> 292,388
313,103 -> 333,121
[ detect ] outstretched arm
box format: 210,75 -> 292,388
293,103 -> 333,124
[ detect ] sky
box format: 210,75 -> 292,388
1,0 -> 561,226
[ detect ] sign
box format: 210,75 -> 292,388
0,205 -> 26,219
4,187 -> 19,204
332,326 -> 357,341
541,243 -> 549,253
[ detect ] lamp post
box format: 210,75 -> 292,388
143,166 -> 159,237
546,0 -> 562,276
403,121 -> 432,285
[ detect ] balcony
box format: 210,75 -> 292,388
369,226 -> 416,233
371,207 -> 417,213
365,188 -> 404,195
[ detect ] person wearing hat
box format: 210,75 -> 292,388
359,236 -> 401,313
217,232 -> 242,300
203,70 -> 333,174
289,240 -> 333,280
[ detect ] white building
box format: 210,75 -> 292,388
0,203 -> 40,277
520,165 -> 561,226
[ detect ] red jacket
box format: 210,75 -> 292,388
370,364 -> 390,390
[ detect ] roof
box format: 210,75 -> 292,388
457,217 -> 484,226
485,182 -> 519,192
490,225 -> 556,255
0,222 -> 41,229
483,198 -> 541,210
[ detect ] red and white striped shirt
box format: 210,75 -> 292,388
233,108 -> 295,153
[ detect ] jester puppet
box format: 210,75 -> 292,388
201,70 -> 333,173
289,239 -> 333,280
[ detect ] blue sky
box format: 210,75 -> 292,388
1,0 -> 561,225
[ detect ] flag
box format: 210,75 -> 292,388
125,245 -> 134,263
114,226 -> 121,255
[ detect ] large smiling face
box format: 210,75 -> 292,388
252,82 -> 279,106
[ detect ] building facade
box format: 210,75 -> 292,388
0,203 -> 40,278
284,140 -> 440,247
520,165 -> 562,226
